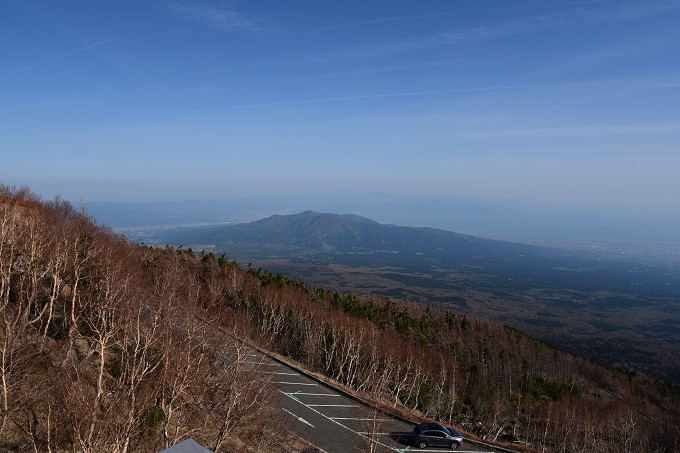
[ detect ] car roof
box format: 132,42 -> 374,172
414,422 -> 463,438
416,422 -> 447,430
415,422 -> 451,434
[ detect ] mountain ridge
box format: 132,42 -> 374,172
164,209 -> 680,383
196,209 -> 544,259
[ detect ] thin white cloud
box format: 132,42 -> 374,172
287,56 -> 501,83
160,0 -> 259,32
303,2 -> 585,34
484,122 -> 680,138
195,83 -> 591,111
574,0 -> 680,24
297,0 -> 680,64
1,38 -> 114,78
305,10 -> 468,33
515,29 -> 680,84
298,23 -> 522,64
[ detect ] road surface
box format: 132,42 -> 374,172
238,345 -> 494,453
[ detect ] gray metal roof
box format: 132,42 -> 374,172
159,438 -> 213,453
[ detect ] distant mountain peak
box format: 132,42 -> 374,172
286,210 -> 377,224
201,210 -> 491,255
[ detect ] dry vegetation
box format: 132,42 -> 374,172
1,185 -> 679,452
0,187 -> 282,452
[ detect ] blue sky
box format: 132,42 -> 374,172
2,0 -> 680,242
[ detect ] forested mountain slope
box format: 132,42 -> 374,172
1,186 -> 679,452
172,209 -> 553,261
168,211 -> 680,383
174,210 -> 680,298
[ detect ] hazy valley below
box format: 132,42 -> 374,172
92,204 -> 680,383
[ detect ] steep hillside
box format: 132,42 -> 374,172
167,211 -> 680,382
0,187 -> 285,452
2,186 -> 679,452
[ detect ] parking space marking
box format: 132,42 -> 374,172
279,389 -> 411,452
290,392 -> 340,397
394,445 -> 480,453
307,404 -> 359,408
282,408 -> 315,428
223,352 -> 265,358
329,417 -> 392,421
279,386 -> 490,452
214,331 -> 487,452
224,352 -> 262,358
285,391 -> 303,401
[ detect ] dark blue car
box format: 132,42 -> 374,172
413,422 -> 464,450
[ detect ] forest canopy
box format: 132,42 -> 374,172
1,185 -> 678,452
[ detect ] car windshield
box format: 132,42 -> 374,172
439,426 -> 453,436
449,427 -> 464,438
415,423 -> 460,438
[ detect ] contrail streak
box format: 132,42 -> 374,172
1,38 -> 115,77
197,83 -> 591,111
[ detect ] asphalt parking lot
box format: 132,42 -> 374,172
240,347 -> 493,453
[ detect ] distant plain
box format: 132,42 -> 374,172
89,201 -> 680,382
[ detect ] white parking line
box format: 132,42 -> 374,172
279,389 -> 408,452
290,393 -> 340,397
282,408 -> 315,428
223,352 -> 261,358
307,404 -> 359,407
411,450 -> 480,453
330,417 -> 392,421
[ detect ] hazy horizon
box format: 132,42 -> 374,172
3,1 -> 679,244
83,191 -> 680,246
